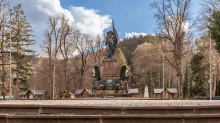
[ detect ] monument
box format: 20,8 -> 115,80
144,84 -> 149,98
90,20 -> 130,96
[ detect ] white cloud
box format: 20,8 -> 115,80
125,32 -> 153,38
12,0 -> 111,54
69,6 -> 111,36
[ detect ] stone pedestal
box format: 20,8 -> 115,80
92,59 -> 129,95
102,59 -> 118,80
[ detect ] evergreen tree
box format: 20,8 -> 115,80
183,62 -> 189,98
189,79 -> 193,98
190,54 -> 209,96
144,34 -> 155,43
116,35 -> 147,65
115,48 -> 127,66
166,79 -> 169,88
170,78 -> 173,88
209,11 -> 220,53
10,4 -> 36,91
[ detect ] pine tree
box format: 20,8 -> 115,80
166,79 -> 169,88
209,11 -> 220,53
170,79 -> 173,88
10,4 -> 36,91
144,34 -> 155,43
115,48 -> 127,66
189,79 -> 193,98
190,54 -> 208,96
183,62 -> 189,98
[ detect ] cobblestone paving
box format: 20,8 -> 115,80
1,100 -> 220,107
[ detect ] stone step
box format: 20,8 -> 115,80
1,114 -> 220,123
1,105 -> 220,115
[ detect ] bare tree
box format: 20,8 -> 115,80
40,15 -> 64,98
71,29 -> 93,89
0,0 -> 11,100
151,0 -> 195,98
59,15 -> 72,98
90,34 -> 105,67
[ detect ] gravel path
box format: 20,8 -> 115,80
1,100 -> 220,107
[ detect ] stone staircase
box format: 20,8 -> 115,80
0,104 -> 220,123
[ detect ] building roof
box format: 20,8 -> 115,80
75,89 -> 84,94
167,88 -> 177,93
154,89 -> 164,94
60,91 -> 74,95
20,91 -> 28,95
129,88 -> 138,94
86,89 -> 92,94
30,89 -> 46,95
154,88 -> 177,94
75,89 -> 92,94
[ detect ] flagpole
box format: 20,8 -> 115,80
162,39 -> 165,99
209,8 -> 212,100
9,9 -> 12,100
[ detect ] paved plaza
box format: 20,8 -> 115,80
1,100 -> 220,107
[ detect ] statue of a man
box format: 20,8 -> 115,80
105,31 -> 118,59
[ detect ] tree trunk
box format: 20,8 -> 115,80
2,55 -> 5,100
1,33 -> 5,100
49,54 -> 52,98
65,59 -> 69,98
179,73 -> 183,99
212,67 -> 217,97
16,39 -> 19,91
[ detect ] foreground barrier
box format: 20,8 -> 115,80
0,104 -> 220,123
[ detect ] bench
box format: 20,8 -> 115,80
106,96 -> 114,98
194,96 -> 206,100
212,96 -> 220,100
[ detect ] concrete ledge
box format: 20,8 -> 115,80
1,104 -> 220,109
1,114 -> 220,123
5,114 -> 220,118
183,114 -> 220,118
6,115 -> 100,119
101,115 -> 183,118
0,104 -> 220,115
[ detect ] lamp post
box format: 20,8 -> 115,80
9,9 -> 12,100
162,40 -> 165,99
209,8 -> 212,100
162,40 -> 164,99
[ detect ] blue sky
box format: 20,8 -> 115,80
13,0 -> 202,54
59,0 -> 157,38
60,0 -> 201,39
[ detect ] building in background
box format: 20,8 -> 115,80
153,88 -> 177,99
60,91 -> 74,99
128,88 -> 139,97
20,89 -> 48,99
75,89 -> 92,98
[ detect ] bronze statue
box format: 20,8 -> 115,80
105,20 -> 118,59
119,65 -> 130,81
90,66 -> 101,90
